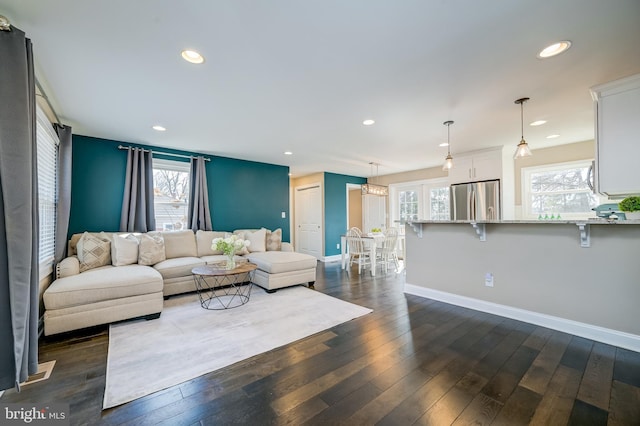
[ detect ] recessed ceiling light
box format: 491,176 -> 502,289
181,49 -> 205,64
439,142 -> 449,147
362,119 -> 375,126
152,125 -> 166,132
546,134 -> 560,139
530,120 -> 547,126
284,151 -> 293,155
538,41 -> 572,58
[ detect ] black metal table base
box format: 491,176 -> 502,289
192,272 -> 254,310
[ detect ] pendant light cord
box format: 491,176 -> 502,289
520,101 -> 524,140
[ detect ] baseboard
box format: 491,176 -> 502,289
404,283 -> 640,353
320,255 -> 342,263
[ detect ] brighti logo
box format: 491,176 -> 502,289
4,407 -> 46,423
1,404 -> 68,424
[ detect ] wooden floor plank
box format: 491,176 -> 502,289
576,341 -> 616,411
491,385 -> 542,426
607,379 -> 640,425
529,365 -> 582,426
567,399 -> 608,426
519,330 -> 572,395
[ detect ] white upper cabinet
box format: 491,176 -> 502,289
591,73 -> 640,197
447,148 -> 503,184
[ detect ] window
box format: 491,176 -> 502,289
152,159 -> 190,231
36,105 -> 59,278
522,160 -> 603,219
390,178 -> 450,224
399,189 -> 419,222
429,187 -> 450,221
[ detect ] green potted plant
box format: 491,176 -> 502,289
619,196 -> 640,220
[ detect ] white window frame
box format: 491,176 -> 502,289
521,159 -> 606,220
36,105 -> 59,280
389,178 -> 450,226
152,158 -> 191,232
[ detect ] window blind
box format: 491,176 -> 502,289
36,105 -> 59,274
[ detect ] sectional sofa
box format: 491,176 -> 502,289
43,229 -> 317,336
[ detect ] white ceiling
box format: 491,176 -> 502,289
2,1 -> 640,178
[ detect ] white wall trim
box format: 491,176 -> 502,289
404,283 -> 640,353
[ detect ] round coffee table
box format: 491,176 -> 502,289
191,262 -> 258,310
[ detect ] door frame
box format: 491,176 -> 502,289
345,183 -> 362,231
293,182 -> 323,258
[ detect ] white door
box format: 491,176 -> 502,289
295,184 -> 322,258
362,194 -> 387,233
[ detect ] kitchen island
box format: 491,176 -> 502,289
404,219 -> 640,351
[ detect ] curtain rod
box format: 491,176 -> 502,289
35,79 -> 63,125
118,145 -> 211,161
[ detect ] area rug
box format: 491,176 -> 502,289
103,286 -> 372,409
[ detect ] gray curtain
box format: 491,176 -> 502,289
0,26 -> 39,391
188,156 -> 213,231
119,148 -> 156,232
53,124 -> 72,263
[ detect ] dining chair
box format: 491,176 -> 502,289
377,230 -> 399,272
346,227 -> 371,274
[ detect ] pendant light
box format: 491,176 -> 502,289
514,97 -> 533,159
442,120 -> 454,171
362,162 -> 388,196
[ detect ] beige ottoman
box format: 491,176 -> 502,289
245,251 -> 317,293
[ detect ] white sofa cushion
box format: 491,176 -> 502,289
153,256 -> 205,279
195,230 -> 227,256
111,234 -> 139,266
44,265 -> 163,310
162,230 -> 198,259
245,251 -> 317,274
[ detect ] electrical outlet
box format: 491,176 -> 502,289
336,243 -> 340,249
485,273 -> 494,287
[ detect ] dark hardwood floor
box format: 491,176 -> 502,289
2,261 -> 640,425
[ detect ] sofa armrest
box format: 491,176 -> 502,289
281,242 -> 294,252
56,256 -> 80,279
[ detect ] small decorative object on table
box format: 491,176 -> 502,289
211,235 -> 250,270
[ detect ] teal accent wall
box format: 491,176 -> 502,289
210,157 -> 290,239
324,172 -> 367,257
69,135 -> 290,241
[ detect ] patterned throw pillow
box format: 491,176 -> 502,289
77,232 -> 112,272
138,233 -> 166,266
266,228 -> 282,251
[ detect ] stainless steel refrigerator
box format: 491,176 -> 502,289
450,179 -> 501,221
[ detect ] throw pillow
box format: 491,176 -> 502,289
196,230 -> 227,256
246,228 -> 267,253
111,234 -> 139,266
266,228 -> 283,251
138,233 -> 166,266
77,232 -> 111,272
